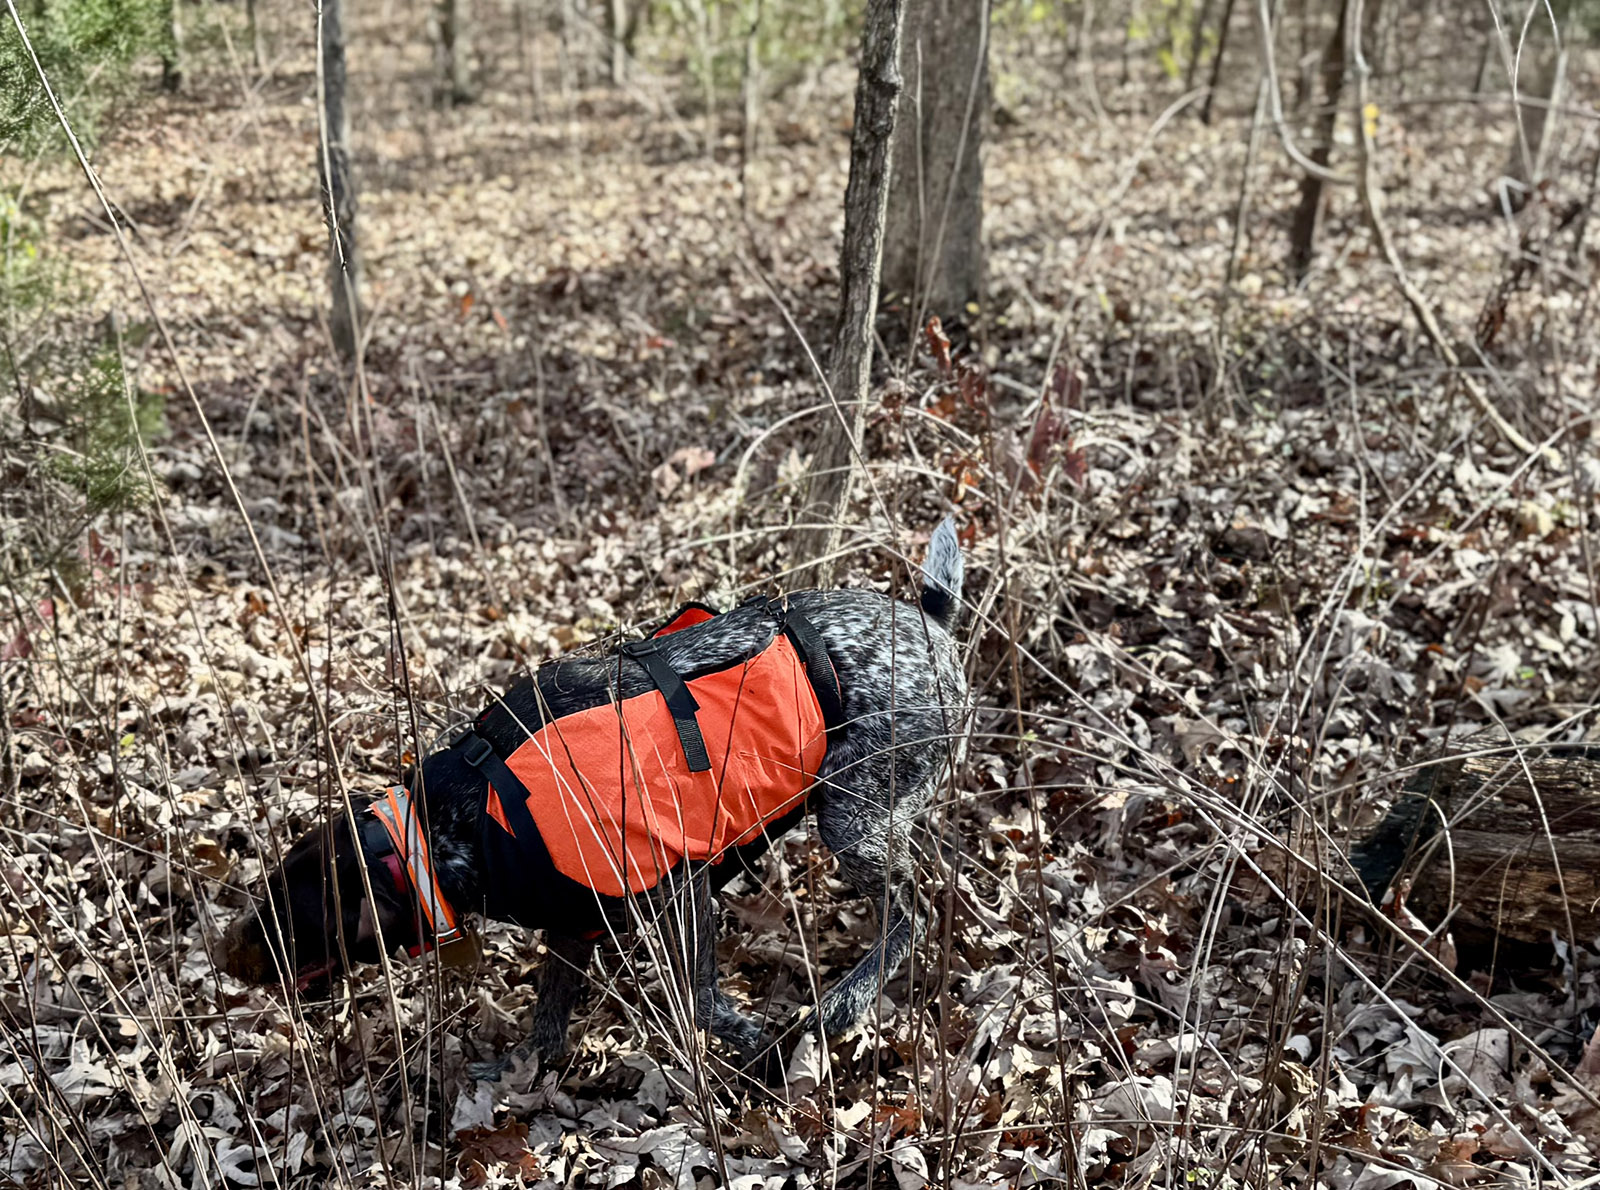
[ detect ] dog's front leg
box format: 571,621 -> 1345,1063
528,931 -> 596,1059
470,932 -> 596,1081
662,865 -> 776,1073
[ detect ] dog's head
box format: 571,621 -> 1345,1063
220,815 -> 418,995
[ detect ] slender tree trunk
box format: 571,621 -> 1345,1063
435,0 -> 474,106
247,0 -> 264,70
1287,0 -> 1348,278
1078,0 -> 1105,119
622,0 -> 645,58
881,0 -> 987,327
1225,77 -> 1269,291
1121,0 -> 1138,85
795,0 -> 907,585
1503,43 -> 1566,210
1184,0 -> 1218,91
1293,0 -> 1312,108
162,0 -> 183,91
608,0 -> 627,82
739,0 -> 764,205
1200,0 -> 1237,123
557,0 -> 575,97
319,0 -> 361,360
1472,32 -> 1493,93
1570,132 -> 1600,269
683,0 -> 717,156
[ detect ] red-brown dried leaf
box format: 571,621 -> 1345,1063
874,1098 -> 923,1138
1026,407 -> 1063,474
1062,442 -> 1088,488
957,364 -> 989,412
924,317 -> 953,378
1048,361 -> 1084,409
458,1122 -> 542,1185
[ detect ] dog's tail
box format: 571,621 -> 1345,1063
919,516 -> 964,629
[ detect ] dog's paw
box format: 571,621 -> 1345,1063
528,1021 -> 570,1064
468,1042 -> 542,1084
466,1054 -> 518,1083
751,1046 -> 789,1086
734,1035 -> 788,1086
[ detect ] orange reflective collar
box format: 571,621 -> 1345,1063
369,785 -> 461,949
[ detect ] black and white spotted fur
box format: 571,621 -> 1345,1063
221,519 -> 968,1079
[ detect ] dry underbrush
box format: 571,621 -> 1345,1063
2,9 -> 1599,1187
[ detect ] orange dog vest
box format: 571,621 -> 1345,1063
369,599 -> 842,943
485,625 -> 828,896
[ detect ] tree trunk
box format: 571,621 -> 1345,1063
609,0 -> 627,83
1287,0 -> 1348,279
794,0 -> 907,587
162,0 -> 182,92
1293,0 -> 1313,109
247,0 -> 264,71
606,0 -> 644,82
1199,0 -> 1237,124
1570,132 -> 1600,268
1350,746 -> 1600,945
881,0 -> 987,329
436,0 -> 475,106
739,0 -> 764,199
1472,32 -> 1493,93
1183,0 -> 1218,91
683,0 -> 717,156
319,0 -> 361,361
1502,44 -> 1566,211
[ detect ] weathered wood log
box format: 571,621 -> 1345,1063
1350,745 -> 1600,944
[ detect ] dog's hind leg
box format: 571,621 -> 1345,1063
804,770 -> 929,1041
470,931 -> 595,1081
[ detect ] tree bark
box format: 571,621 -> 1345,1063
1183,0 -> 1218,91
435,0 -> 475,106
1287,0 -> 1348,279
1199,0 -> 1237,124
880,0 -> 986,329
794,0 -> 906,587
162,0 -> 182,92
1501,43 -> 1566,211
247,0 -> 264,71
319,0 -> 361,361
1351,746 -> 1600,945
605,0 -> 644,82
1571,132 -> 1600,268
739,0 -> 764,200
608,0 -> 628,83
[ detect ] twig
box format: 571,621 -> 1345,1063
1346,3 -> 1554,465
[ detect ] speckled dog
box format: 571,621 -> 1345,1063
221,520 -> 967,1078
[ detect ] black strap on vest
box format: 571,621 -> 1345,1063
619,638 -> 712,772
462,731 -> 541,839
780,607 -> 846,733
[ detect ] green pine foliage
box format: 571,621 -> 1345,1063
46,346 -> 165,517
1,0 -> 173,152
1,0 -> 173,556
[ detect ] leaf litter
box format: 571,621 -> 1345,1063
1,7 -> 1599,1189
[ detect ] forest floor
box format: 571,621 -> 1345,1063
3,4 -> 1600,1187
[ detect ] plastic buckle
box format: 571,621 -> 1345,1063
435,928 -> 482,970
462,734 -> 494,768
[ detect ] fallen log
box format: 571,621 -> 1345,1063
1349,744 -> 1600,944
